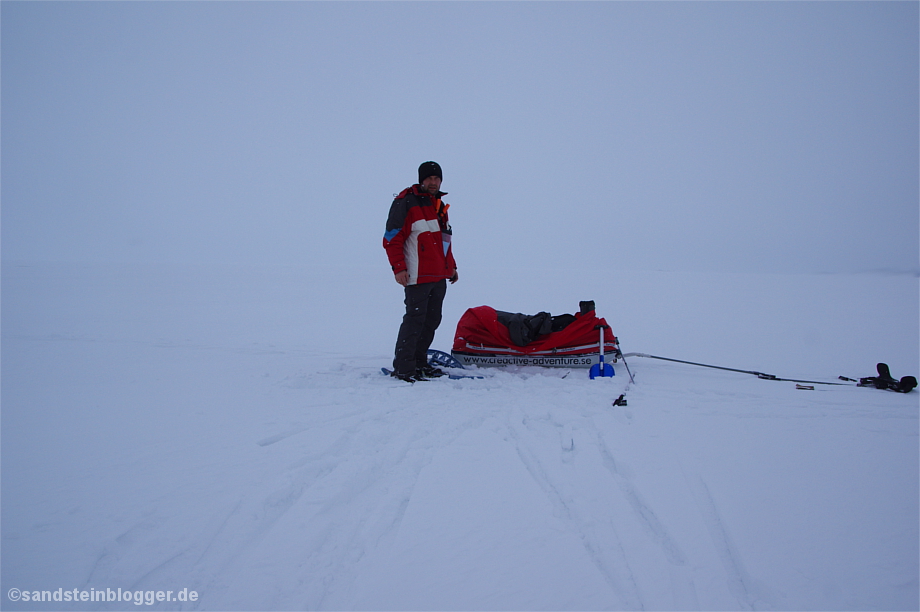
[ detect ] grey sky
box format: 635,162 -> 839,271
2,1 -> 917,274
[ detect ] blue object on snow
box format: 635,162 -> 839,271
589,325 -> 615,379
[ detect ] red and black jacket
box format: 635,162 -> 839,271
383,185 -> 457,285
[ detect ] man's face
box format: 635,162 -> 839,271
421,175 -> 441,194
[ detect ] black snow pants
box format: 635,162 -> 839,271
393,279 -> 447,375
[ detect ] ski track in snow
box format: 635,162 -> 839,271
3,263 -> 917,611
506,410 -> 646,610
686,475 -> 772,611
186,371 -> 498,610
6,353 -> 917,611
90,362 -> 713,610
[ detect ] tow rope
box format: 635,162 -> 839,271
620,353 -> 916,392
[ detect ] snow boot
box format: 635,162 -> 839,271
858,363 -> 917,393
418,365 -> 446,378
875,363 -> 898,389
390,370 -> 422,383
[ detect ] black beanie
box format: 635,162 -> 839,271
418,161 -> 442,184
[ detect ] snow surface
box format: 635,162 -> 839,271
2,261 -> 918,611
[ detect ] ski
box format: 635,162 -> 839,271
381,367 -> 483,381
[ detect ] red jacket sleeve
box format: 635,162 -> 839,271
383,197 -> 409,274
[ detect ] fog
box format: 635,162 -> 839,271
2,1 -> 918,275
2,6 -> 919,609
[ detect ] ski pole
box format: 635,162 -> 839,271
616,340 -> 635,385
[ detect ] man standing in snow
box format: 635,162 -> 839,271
383,161 -> 459,382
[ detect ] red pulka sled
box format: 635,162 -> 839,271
451,305 -> 619,369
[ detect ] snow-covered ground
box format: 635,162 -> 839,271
2,261 -> 917,611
